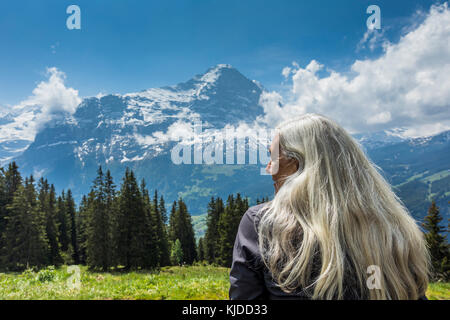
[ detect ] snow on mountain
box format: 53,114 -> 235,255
6,65 -> 267,211
0,105 -> 43,166
353,127 -> 450,151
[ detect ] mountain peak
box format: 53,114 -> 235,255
193,64 -> 237,83
212,63 -> 234,70
203,64 -> 235,74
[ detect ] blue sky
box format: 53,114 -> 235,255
0,0 -> 440,106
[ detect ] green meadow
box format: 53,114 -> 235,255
0,265 -> 448,300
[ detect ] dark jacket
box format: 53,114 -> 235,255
229,203 -> 428,300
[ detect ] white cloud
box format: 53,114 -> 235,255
96,92 -> 107,99
282,66 -> 292,79
133,118 -> 274,160
258,91 -> 286,126
367,111 -> 391,124
21,67 -> 81,116
260,3 -> 450,137
357,28 -> 390,52
0,67 -> 81,143
397,123 -> 450,138
134,120 -> 196,146
153,120 -> 196,143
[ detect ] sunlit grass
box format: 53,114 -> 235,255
0,265 -> 448,300
426,282 -> 450,300
0,264 -> 229,300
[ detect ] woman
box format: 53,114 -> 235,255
229,114 -> 430,300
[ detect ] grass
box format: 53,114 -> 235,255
393,169 -> 450,188
421,170 -> 450,183
0,265 -> 229,300
426,282 -> 450,300
0,265 -> 448,300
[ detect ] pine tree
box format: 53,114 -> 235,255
3,162 -> 22,204
66,189 -> 79,264
204,197 -> 216,264
76,195 -> 89,264
86,166 -> 112,271
159,195 -> 168,225
57,190 -> 71,253
217,195 -> 235,267
0,162 -> 23,261
23,176 -> 49,267
197,237 -> 205,262
39,181 -> 62,266
158,195 -> 171,266
104,169 -> 117,267
140,180 -> 159,268
168,200 -> 179,244
217,194 -> 248,267
204,197 -> 224,264
152,190 -> 170,267
115,168 -> 148,269
179,199 -> 197,264
168,199 -> 197,264
3,177 -> 48,270
422,200 -> 450,281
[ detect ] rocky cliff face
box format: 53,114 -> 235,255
12,64 -> 271,212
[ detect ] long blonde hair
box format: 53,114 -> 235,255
258,114 -> 431,299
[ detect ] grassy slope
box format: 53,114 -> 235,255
0,265 -> 448,300
0,265 -> 229,300
426,282 -> 450,300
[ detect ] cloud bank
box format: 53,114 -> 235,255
260,3 -> 450,137
0,67 -> 81,142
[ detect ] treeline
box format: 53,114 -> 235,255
196,196 -> 269,267
197,195 -> 249,268
1,160 -> 448,281
0,161 -> 260,272
0,162 -> 199,271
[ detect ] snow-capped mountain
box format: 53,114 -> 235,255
353,130 -> 408,150
30,64 -> 263,167
10,64 -> 270,212
0,105 -> 41,165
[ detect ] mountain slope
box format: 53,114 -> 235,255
364,131 -> 450,223
13,64 -> 269,213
